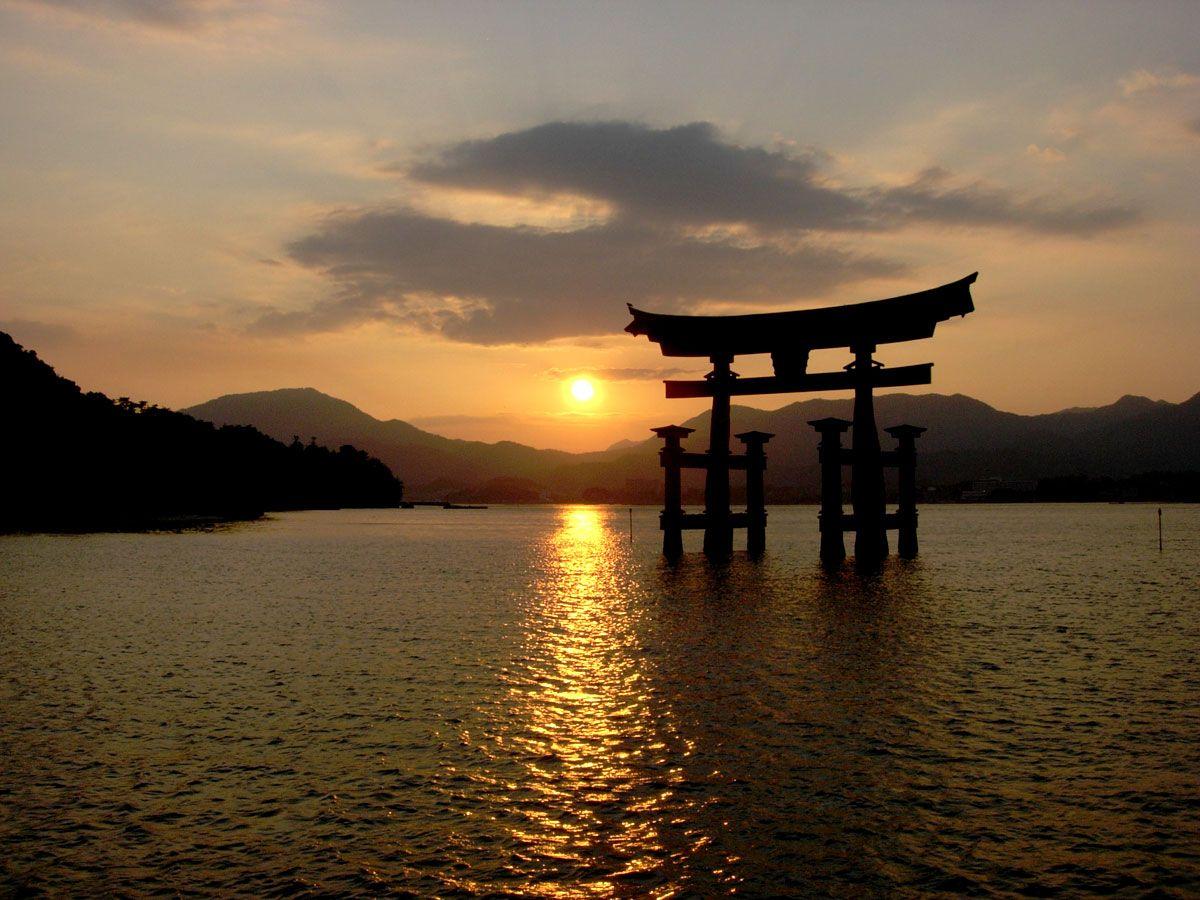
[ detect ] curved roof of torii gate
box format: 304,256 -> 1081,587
626,272 -> 977,357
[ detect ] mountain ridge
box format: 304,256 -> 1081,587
1,335 -> 403,530
184,386 -> 1200,503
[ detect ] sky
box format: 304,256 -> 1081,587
1,0 -> 1198,451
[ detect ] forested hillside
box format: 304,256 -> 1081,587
1,333 -> 402,531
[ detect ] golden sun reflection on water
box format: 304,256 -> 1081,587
487,506 -> 703,897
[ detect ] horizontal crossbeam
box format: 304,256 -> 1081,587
677,452 -> 749,470
627,273 -> 976,357
663,363 -> 932,399
660,511 -> 767,531
682,512 -> 748,530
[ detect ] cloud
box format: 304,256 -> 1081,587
1119,69 -> 1199,97
173,121 -> 399,181
409,121 -> 869,232
259,207 -> 900,344
543,366 -> 698,381
408,411 -> 620,432
1026,143 -> 1067,163
0,318 -> 77,347
407,413 -> 514,429
546,409 -> 621,422
271,120 -> 1140,344
6,0 -> 282,37
406,120 -> 1135,236
870,167 -> 1136,235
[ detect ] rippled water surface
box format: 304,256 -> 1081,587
2,505 -> 1198,896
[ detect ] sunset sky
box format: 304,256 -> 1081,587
2,0 -> 1198,451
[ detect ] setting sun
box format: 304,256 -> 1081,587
570,378 -> 596,402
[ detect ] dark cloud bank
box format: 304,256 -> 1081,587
263,121 -> 1138,345
269,213 -> 898,344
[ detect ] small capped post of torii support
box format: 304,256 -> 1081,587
652,425 -> 694,560
736,431 -> 774,558
885,424 -> 926,559
809,417 -> 852,567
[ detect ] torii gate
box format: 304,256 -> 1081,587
626,272 -> 977,569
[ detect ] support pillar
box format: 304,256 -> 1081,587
703,355 -> 737,558
885,424 -> 926,559
736,430 -> 773,558
653,425 -> 694,560
850,344 -> 888,569
809,417 -> 851,567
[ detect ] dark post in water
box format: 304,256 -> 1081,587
737,430 -> 774,559
653,425 -> 694,560
885,424 -> 926,559
809,417 -> 852,566
702,355 -> 736,558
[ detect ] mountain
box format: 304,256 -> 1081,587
662,391 -> 1200,500
184,386 -> 1200,503
1,334 -> 402,531
185,388 -> 597,494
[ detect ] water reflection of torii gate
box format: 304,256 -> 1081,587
626,272 -> 977,569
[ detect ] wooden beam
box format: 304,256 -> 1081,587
678,452 -> 748,470
663,363 -> 933,399
667,512 -> 751,531
627,273 -> 976,357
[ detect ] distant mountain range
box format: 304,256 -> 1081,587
186,388 -> 598,499
185,386 -> 1200,503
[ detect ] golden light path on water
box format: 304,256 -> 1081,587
466,507 -> 720,897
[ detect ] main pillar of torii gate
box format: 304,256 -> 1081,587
628,272 -> 977,567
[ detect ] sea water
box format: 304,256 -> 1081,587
1,505 -> 1198,895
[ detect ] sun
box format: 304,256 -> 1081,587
570,378 -> 595,402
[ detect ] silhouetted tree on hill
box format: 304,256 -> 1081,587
0,332 -> 403,531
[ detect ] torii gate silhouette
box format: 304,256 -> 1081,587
626,272 -> 977,570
